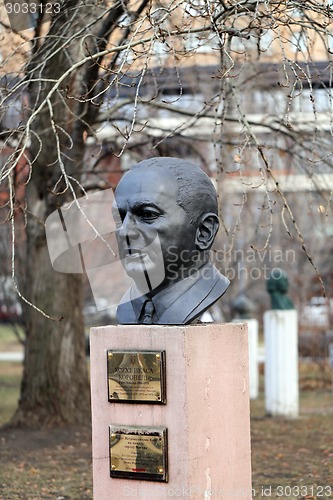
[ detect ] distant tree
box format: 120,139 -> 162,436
0,0 -> 332,426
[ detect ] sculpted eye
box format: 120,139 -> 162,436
143,211 -> 159,220
140,209 -> 160,221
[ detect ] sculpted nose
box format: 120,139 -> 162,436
118,213 -> 139,240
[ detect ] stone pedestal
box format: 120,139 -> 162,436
264,310 -> 299,418
232,319 -> 259,399
90,323 -> 252,499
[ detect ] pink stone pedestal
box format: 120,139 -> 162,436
90,323 -> 252,500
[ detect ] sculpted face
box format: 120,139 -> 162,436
267,269 -> 289,294
113,167 -> 199,292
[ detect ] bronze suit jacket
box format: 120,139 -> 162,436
116,262 -> 230,325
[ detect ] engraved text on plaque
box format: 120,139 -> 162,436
107,350 -> 166,404
109,425 -> 168,482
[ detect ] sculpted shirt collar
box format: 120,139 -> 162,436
130,262 -> 212,323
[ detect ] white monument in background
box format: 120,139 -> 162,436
264,268 -> 299,418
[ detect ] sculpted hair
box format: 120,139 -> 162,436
129,157 -> 218,225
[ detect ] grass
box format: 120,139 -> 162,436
0,323 -> 24,353
0,362 -> 21,425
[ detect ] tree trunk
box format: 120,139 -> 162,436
11,2 -> 100,427
13,240 -> 90,427
11,96 -> 92,426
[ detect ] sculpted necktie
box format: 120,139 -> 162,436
142,299 -> 155,324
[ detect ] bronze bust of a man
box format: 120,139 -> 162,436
266,268 -> 295,310
113,157 -> 229,325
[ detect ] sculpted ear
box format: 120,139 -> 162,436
195,213 -> 220,251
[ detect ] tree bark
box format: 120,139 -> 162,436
13,120 -> 91,427
13,237 -> 90,427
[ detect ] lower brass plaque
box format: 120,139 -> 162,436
109,425 -> 168,482
107,350 -> 166,404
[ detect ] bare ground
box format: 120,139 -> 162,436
0,425 -> 92,500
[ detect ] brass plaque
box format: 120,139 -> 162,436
109,425 -> 168,482
107,350 -> 166,404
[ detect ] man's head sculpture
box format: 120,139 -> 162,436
113,157 -> 230,324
